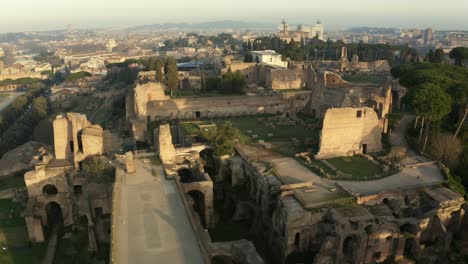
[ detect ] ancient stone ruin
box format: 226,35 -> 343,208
316,107 -> 382,159
23,113 -> 111,251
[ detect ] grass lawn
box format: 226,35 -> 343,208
54,227 -> 107,264
0,243 -> 47,264
327,156 -> 382,179
214,116 -> 317,143
0,198 -> 46,264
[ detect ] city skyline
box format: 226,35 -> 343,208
1,0 -> 468,33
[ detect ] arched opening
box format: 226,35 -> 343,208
294,232 -> 301,248
212,255 -> 234,264
342,235 -> 359,263
43,184 -> 58,196
178,168 -> 195,183
403,238 -> 416,259
383,198 -> 389,205
45,202 -> 63,236
365,225 -> 374,235
188,190 -> 206,228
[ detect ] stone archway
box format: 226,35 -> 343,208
45,201 -> 63,230
43,184 -> 58,196
342,235 -> 360,263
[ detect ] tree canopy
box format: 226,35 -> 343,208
65,71 -> 91,83
449,47 -> 468,67
204,121 -> 242,156
164,57 -> 178,91
411,83 -> 452,122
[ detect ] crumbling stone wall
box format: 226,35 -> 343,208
265,69 -> 308,90
24,161 -> 75,242
156,124 -> 176,164
133,81 -> 169,119
316,107 -> 382,159
224,62 -> 259,84
240,154 -> 467,263
145,91 -> 311,121
53,113 -> 103,168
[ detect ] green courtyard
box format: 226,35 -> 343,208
180,115 -> 319,147
326,156 -> 383,180
0,176 -> 47,264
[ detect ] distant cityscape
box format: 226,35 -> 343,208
0,14 -> 467,264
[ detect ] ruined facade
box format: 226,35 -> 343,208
127,72 -> 312,141
306,71 -> 392,133
156,124 -> 215,229
227,145 -> 468,264
53,113 -> 103,168
23,113 -> 110,245
312,46 -> 391,73
316,107 -> 382,159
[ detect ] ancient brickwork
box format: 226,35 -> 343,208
145,91 -> 311,121
316,107 -> 382,159
53,113 -> 103,168
232,145 -> 467,264
24,112 -> 109,245
266,68 -> 308,90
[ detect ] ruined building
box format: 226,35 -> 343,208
312,46 -> 391,73
156,123 -> 468,264
307,71 -> 393,133
127,72 -> 311,141
315,107 -> 382,159
24,113 -> 111,246
53,113 -> 103,168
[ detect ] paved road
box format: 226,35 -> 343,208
113,159 -> 204,264
41,225 -> 58,264
337,114 -> 444,196
336,164 -> 443,196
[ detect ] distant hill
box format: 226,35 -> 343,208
127,20 -> 275,31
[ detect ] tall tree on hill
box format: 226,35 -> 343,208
411,83 -> 452,152
434,49 -> 445,63
164,57 -> 178,96
154,57 -> 164,82
449,47 -> 468,67
426,49 -> 435,62
247,39 -> 252,51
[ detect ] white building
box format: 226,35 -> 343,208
106,39 -> 117,52
251,50 -> 288,68
304,21 -> 324,40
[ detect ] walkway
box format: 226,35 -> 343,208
112,159 -> 204,264
337,114 -> 444,196
41,225 -> 58,264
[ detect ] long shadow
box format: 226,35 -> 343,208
152,199 -> 203,264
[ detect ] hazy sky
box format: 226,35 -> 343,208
1,0 -> 467,33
